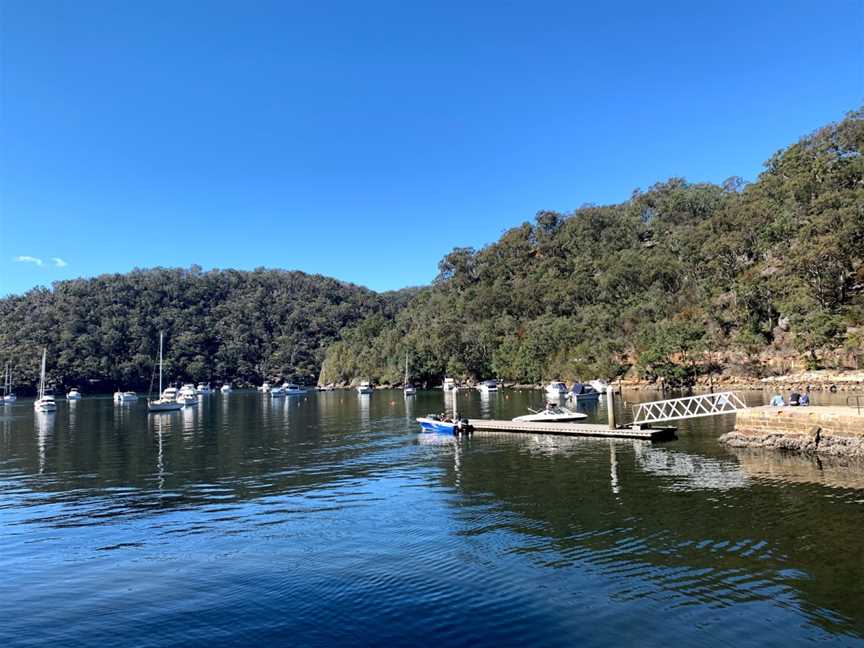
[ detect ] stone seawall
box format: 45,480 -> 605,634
720,406 -> 864,457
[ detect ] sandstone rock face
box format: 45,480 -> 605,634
720,406 -> 864,458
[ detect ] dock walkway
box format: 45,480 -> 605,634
469,419 -> 675,441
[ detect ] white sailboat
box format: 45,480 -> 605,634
33,348 -> 56,412
403,354 -> 416,396
148,333 -> 183,413
2,363 -> 16,403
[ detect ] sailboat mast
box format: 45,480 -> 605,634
158,332 -> 164,395
404,353 -> 409,384
39,348 -> 46,399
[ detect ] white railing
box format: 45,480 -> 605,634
632,391 -> 748,425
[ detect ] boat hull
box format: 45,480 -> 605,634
513,412 -> 588,422
416,418 -> 458,434
148,400 -> 182,412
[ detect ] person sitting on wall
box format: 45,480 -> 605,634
770,393 -> 785,407
789,391 -> 801,406
799,393 -> 810,406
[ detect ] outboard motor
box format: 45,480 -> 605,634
455,418 -> 473,436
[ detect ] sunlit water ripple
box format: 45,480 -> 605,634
1,389 -> 863,647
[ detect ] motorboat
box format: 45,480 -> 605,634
545,381 -> 568,397
477,380 -> 499,393
589,380 -> 609,395
270,385 -> 286,397
148,334 -> 183,413
177,384 -> 199,406
416,414 -> 473,434
33,348 -> 57,412
220,384 -> 232,393
316,383 -> 335,392
196,383 -> 212,394
259,382 -> 272,393
114,391 -> 138,403
356,381 -> 374,395
66,389 -> 82,400
513,405 -> 587,422
567,383 -> 601,401
442,377 -> 458,391
283,383 -> 304,395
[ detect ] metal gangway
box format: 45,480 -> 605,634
631,391 -> 748,426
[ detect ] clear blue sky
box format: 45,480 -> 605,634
1,0 -> 861,296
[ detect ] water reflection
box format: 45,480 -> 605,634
0,390 -> 862,646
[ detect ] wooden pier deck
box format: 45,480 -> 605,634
469,419 -> 676,441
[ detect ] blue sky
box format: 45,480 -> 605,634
1,1 -> 862,296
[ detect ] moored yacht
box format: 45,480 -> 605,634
442,377 -> 457,392
33,349 -> 56,412
148,333 -> 183,413
177,384 -> 198,405
477,380 -> 499,393
356,381 -> 374,395
283,382 -> 304,395
589,379 -> 609,395
259,382 -> 272,393
196,383 -> 212,394
114,391 -> 138,403
403,353 -> 416,396
567,383 -> 601,401
66,388 -> 82,400
545,381 -> 568,397
2,364 -> 16,403
220,384 -> 232,393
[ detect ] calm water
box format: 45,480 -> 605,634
1,389 -> 863,647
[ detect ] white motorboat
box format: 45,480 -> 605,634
196,383 -> 212,394
2,364 -> 16,403
282,382 -> 304,395
148,333 -> 183,413
589,380 -> 609,395
33,349 -> 57,412
513,405 -> 587,422
220,384 -> 232,393
477,380 -> 499,393
545,381 -> 568,397
442,377 -> 458,392
316,383 -> 335,392
177,384 -> 198,405
259,382 -> 272,393
403,354 -> 416,396
356,381 -> 374,395
270,385 -> 286,397
114,391 -> 138,403
66,388 -> 82,400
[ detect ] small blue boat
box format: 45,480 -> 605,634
416,416 -> 473,435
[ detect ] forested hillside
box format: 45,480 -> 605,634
323,109 -> 864,387
2,110 -> 861,393
0,268 -> 400,392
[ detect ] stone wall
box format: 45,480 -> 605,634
720,406 -> 864,458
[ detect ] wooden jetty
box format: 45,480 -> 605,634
467,391 -> 675,441
469,419 -> 674,441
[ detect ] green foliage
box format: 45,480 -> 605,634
324,108 -> 864,384
0,268 -> 392,392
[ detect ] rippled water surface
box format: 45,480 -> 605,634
1,389 -> 863,647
